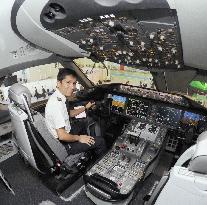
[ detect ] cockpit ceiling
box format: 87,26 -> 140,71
40,1 -> 183,71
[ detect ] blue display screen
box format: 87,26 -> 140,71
183,111 -> 201,122
112,95 -> 127,103
112,95 -> 127,109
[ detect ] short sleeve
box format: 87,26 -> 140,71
49,102 -> 66,129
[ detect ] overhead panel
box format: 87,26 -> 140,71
40,0 -> 183,71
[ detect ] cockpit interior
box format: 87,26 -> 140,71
1,1 -> 207,205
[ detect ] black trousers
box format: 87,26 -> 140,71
66,119 -> 107,156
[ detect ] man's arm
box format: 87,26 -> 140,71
69,106 -> 85,118
56,128 -> 95,146
69,102 -> 95,117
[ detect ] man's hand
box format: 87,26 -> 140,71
78,135 -> 95,146
85,101 -> 95,110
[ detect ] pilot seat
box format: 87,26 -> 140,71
8,83 -> 94,195
145,131 -> 207,205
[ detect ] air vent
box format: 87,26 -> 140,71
43,3 -> 66,23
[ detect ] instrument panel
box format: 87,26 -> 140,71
126,98 -> 150,120
155,106 -> 182,128
110,93 -> 206,129
85,119 -> 167,196
84,85 -> 207,202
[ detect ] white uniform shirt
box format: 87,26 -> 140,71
45,89 -> 71,139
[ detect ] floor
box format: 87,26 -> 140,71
0,151 -> 173,205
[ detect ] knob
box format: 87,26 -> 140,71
45,12 -> 55,20
115,146 -> 120,150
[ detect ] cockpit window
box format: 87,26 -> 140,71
14,63 -> 60,83
74,57 -> 156,89
0,63 -> 61,105
188,79 -> 207,108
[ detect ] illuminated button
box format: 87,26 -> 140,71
160,35 -> 165,41
150,34 -> 155,39
81,40 -> 86,44
172,48 -> 177,54
158,46 -> 162,51
141,41 -> 145,46
109,20 -> 114,27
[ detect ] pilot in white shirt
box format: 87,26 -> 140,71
45,88 -> 71,139
45,68 -> 106,156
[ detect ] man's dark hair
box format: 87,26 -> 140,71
57,68 -> 77,81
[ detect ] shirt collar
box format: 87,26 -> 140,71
55,88 -> 66,103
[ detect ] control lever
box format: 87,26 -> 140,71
137,140 -> 148,158
84,173 -> 125,200
92,173 -> 119,190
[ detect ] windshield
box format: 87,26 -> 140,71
74,57 -> 156,89
75,57 -> 207,108
0,59 -> 206,109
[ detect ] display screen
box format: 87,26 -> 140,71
112,95 -> 127,108
156,106 -> 182,127
182,111 -> 201,125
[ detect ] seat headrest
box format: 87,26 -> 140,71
189,131 -> 207,174
8,83 -> 31,109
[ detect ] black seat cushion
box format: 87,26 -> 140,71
0,110 -> 10,124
